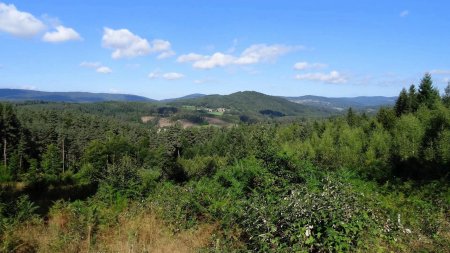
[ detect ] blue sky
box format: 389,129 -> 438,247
1,0 -> 449,99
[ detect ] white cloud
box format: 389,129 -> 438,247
148,71 -> 184,80
102,28 -> 175,59
162,72 -> 184,80
148,71 -> 160,79
400,10 -> 409,17
194,79 -> 206,84
430,69 -> 450,75
294,61 -> 327,70
193,52 -> 235,69
177,53 -> 207,63
295,71 -> 347,84
157,50 -> 176,59
42,25 -> 81,43
80,61 -> 111,74
177,43 -> 297,69
96,66 -> 112,74
235,44 -> 292,64
0,3 -> 46,37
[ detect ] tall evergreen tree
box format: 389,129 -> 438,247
395,88 -> 409,116
417,73 -> 440,107
41,144 -> 62,177
1,104 -> 21,168
346,107 -> 357,127
443,82 -> 450,107
408,84 -> 418,111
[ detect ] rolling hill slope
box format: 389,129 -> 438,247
169,91 -> 335,117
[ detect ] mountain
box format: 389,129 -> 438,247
285,95 -> 397,111
160,93 -> 207,102
0,89 -> 154,103
169,91 -> 335,117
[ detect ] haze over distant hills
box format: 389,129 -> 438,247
0,89 -> 396,112
285,95 -> 397,111
0,89 -> 154,103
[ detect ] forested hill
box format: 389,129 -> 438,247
2,89 -> 393,112
0,89 -> 154,102
169,91 -> 335,117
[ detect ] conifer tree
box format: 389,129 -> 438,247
443,82 -> 450,107
1,104 -> 20,168
408,84 -> 418,111
346,107 -> 357,127
42,144 -> 62,177
417,73 -> 440,107
395,88 -> 409,116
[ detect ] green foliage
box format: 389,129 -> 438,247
178,155 -> 226,180
395,88 -> 410,116
1,79 -> 450,252
418,73 -> 440,108
42,143 -> 62,177
392,114 -> 424,161
243,176 -> 376,252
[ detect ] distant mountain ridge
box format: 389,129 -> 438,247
285,95 -> 397,110
0,89 -> 154,103
0,89 -> 396,112
160,93 -> 207,102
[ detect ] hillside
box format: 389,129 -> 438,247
0,89 -> 154,103
285,95 -> 397,111
169,91 -> 335,118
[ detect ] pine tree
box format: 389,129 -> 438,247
443,82 -> 450,107
408,84 -> 418,111
1,104 -> 20,168
42,144 -> 62,177
417,73 -> 440,107
346,107 -> 357,127
395,88 -> 409,116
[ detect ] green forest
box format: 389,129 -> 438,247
1,74 -> 449,252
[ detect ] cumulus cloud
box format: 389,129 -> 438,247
96,66 -> 112,74
235,44 -> 293,64
177,53 -> 207,63
148,71 -> 159,79
80,61 -> 112,74
430,69 -> 450,75
294,71 -> 347,84
400,10 -> 409,17
148,71 -> 184,80
294,61 -> 327,70
177,44 -> 296,69
102,28 -> 175,59
0,3 -> 46,37
193,53 -> 235,69
162,72 -> 184,80
42,25 -> 81,43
